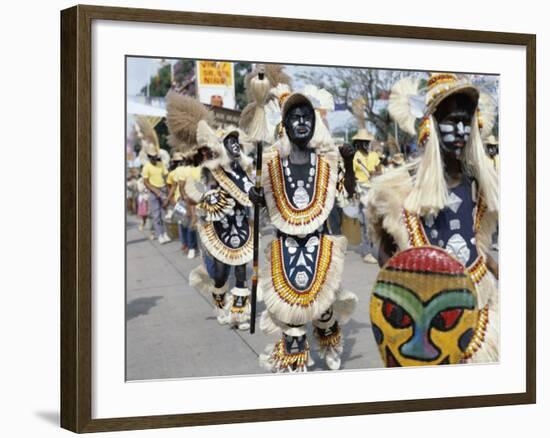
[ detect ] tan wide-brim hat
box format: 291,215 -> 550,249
485,134 -> 499,145
145,143 -> 159,157
216,126 -> 240,142
424,73 -> 479,116
391,153 -> 405,165
352,128 -> 375,142
171,151 -> 184,161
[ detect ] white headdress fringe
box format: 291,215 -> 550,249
367,113 -> 498,246
260,235 -> 347,326
462,113 -> 499,213
388,77 -> 422,136
478,92 -> 497,140
404,116 -> 448,216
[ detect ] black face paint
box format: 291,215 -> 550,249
284,103 -> 315,149
354,139 -> 371,152
223,134 -> 241,160
487,144 -> 498,157
434,93 -> 476,159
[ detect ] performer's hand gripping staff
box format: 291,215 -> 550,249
242,66 -> 271,333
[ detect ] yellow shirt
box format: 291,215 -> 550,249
177,165 -> 201,183
173,165 -> 201,200
142,161 -> 168,188
353,150 -> 380,185
167,168 -> 183,203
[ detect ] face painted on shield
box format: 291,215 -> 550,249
284,103 -> 316,149
223,134 -> 241,161
434,93 -> 477,159
369,246 -> 482,367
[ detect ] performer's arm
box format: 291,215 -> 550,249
165,182 -> 176,207
339,144 -> 356,197
143,178 -> 161,198
248,186 -> 265,206
485,253 -> 499,280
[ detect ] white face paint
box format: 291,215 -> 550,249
437,109 -> 473,158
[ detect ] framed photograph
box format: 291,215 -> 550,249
60,4 -> 536,433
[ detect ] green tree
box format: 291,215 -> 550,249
234,62 -> 252,110
140,59 -> 195,97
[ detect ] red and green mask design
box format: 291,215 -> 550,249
370,246 -> 481,367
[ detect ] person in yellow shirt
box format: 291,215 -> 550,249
171,156 -> 201,259
165,151 -> 185,208
141,144 -> 171,244
352,130 -> 382,186
351,128 -> 380,264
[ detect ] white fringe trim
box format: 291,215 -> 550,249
196,221 -> 253,266
333,289 -> 358,325
189,264 -> 213,296
259,310 -> 283,336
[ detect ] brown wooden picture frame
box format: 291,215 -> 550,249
60,4 -> 536,433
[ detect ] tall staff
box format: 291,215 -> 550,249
250,138 -> 263,334
241,67 -> 271,334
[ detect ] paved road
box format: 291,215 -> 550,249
126,214 -> 384,380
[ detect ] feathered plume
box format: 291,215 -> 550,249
351,97 -> 367,129
135,116 -> 160,150
165,91 -> 214,156
240,64 -> 292,142
244,64 -> 292,101
303,84 -> 335,113
478,91 -> 497,140
388,77 -> 423,136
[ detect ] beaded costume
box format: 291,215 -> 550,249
366,73 -> 499,365
165,92 -> 255,330
255,85 -> 357,372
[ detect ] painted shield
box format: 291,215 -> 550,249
262,232 -> 346,326
197,206 -> 253,266
370,246 -> 483,367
